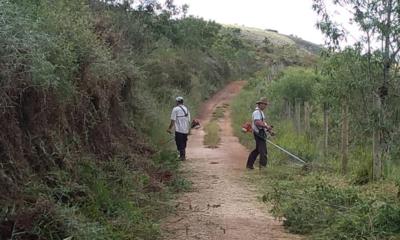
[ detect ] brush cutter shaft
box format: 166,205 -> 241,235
267,140 -> 306,164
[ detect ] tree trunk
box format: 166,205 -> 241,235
341,101 -> 349,175
323,103 -> 329,155
372,0 -> 393,180
373,95 -> 383,180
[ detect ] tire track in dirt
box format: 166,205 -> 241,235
161,81 -> 301,240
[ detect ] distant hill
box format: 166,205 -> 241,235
284,34 -> 323,55
223,24 -> 321,66
225,24 -> 323,55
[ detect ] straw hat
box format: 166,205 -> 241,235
256,97 -> 268,105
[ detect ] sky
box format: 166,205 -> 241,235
173,0 -> 327,45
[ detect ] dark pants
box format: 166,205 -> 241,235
175,132 -> 188,160
246,133 -> 267,168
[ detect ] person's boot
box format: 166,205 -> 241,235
180,150 -> 186,161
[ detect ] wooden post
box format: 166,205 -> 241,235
341,100 -> 349,175
304,101 -> 310,133
282,99 -> 286,119
295,98 -> 302,133
283,98 -> 290,119
323,103 -> 329,155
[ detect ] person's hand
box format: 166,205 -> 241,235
269,130 -> 276,136
264,124 -> 275,136
167,128 -> 172,134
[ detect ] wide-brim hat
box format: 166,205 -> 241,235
256,97 -> 268,105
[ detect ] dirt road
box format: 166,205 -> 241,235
161,81 -> 300,240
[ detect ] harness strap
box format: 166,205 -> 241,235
254,109 -> 264,129
177,105 -> 188,118
258,110 -> 264,121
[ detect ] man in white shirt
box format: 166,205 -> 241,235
246,97 -> 272,169
167,96 -> 191,160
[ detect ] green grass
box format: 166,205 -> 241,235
204,105 -> 227,148
204,120 -> 221,148
212,105 -> 226,119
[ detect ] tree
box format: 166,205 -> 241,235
313,0 -> 400,179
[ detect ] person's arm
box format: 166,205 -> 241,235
167,108 -> 176,133
254,111 -> 271,130
167,120 -> 175,133
188,109 -> 191,126
187,109 -> 192,134
254,119 -> 271,129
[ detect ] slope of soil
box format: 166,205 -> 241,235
161,81 -> 301,240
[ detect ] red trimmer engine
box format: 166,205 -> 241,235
241,122 -> 252,133
191,119 -> 201,129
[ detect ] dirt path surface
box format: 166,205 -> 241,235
161,81 -> 301,240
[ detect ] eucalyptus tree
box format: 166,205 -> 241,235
313,0 -> 400,179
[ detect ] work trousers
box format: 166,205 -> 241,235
246,133 -> 267,168
175,132 -> 188,160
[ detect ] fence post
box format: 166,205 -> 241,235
323,103 -> 329,155
304,101 -> 310,133
373,95 -> 383,180
295,98 -> 302,133
283,98 -> 291,119
341,100 -> 349,174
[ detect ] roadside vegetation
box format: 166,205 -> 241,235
3,0 -> 316,235
0,0 -> 268,239
233,64 -> 400,239
232,6 -> 400,236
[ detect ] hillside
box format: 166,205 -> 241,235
226,24 -> 322,53
225,24 -> 320,66
285,34 -> 323,55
